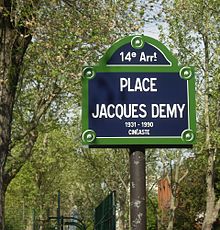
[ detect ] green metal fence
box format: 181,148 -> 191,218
94,191 -> 116,230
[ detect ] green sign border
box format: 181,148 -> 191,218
82,35 -> 196,147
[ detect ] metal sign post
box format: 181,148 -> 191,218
129,147 -> 146,230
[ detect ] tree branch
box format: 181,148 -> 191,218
178,169 -> 188,184
3,129 -> 38,189
4,83 -> 62,187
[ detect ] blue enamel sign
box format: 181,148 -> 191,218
82,35 -> 196,147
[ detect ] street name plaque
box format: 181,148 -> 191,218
82,35 -> 196,147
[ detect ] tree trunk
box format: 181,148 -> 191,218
202,149 -> 220,230
0,174 -> 5,230
0,4 -> 31,229
201,32 -> 220,229
167,199 -> 175,230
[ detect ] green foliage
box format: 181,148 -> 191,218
157,0 -> 220,228
147,194 -> 158,229
5,162 -> 37,230
5,0 -> 145,229
6,123 -> 130,228
174,155 -> 207,229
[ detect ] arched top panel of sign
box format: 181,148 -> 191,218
98,35 -> 178,70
